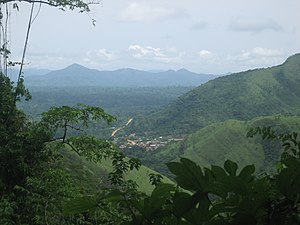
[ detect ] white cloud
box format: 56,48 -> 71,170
251,47 -> 283,57
120,2 -> 188,23
128,45 -> 164,58
128,44 -> 184,63
18,53 -> 76,70
229,16 -> 283,33
198,50 -> 213,58
86,49 -> 116,61
227,47 -> 284,67
17,49 -> 117,70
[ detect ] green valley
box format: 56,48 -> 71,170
135,115 -> 300,177
61,149 -> 173,194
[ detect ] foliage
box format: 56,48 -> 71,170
0,73 -> 40,194
65,128 -> 300,225
0,73 -> 144,224
139,53 -> 300,135
0,0 -> 96,15
18,86 -> 192,137
138,115 -> 300,177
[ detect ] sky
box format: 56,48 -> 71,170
8,0 -> 300,74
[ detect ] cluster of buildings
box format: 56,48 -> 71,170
115,133 -> 183,151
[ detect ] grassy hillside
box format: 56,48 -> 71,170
61,149 -> 173,194
136,53 -> 300,135
140,115 -> 300,176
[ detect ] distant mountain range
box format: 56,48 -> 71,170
23,64 -> 216,87
135,53 -> 300,135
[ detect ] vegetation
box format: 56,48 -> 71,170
61,149 -> 173,195
134,115 -> 300,177
2,70 -> 300,224
1,0 -> 300,223
65,127 -> 300,225
137,54 -> 300,135
0,73 -> 147,224
1,52 -> 300,224
18,86 -> 192,137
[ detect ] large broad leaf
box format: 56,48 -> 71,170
63,196 -> 98,215
151,183 -> 175,199
183,195 -> 212,225
211,165 -> 227,181
167,158 -> 206,192
138,184 -> 176,219
224,160 -> 238,176
142,196 -> 167,219
103,189 -> 125,202
173,192 -> 199,218
210,165 -> 229,198
277,159 -> 300,198
238,165 -> 255,182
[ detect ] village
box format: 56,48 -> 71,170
114,133 -> 184,151
110,118 -> 183,151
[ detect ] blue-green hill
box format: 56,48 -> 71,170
25,64 -> 215,87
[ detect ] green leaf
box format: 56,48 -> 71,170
102,189 -> 124,202
151,183 -> 175,198
142,196 -> 166,219
211,165 -> 227,181
167,158 -> 205,191
277,159 -> 300,198
63,196 -> 98,215
173,192 -> 202,218
224,160 -> 238,176
183,195 -> 212,225
238,165 -> 255,182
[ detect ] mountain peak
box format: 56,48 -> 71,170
177,68 -> 190,73
65,63 -> 89,70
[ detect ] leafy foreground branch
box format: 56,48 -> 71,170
65,128 -> 300,225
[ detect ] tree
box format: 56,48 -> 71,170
0,72 -> 143,224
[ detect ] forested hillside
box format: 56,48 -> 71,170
134,115 -> 300,177
18,86 -> 192,138
136,54 -> 300,135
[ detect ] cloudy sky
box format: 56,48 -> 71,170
9,0 -> 300,74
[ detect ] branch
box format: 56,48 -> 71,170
62,122 -> 68,142
63,141 -> 82,156
46,137 -> 82,156
0,0 -> 101,11
16,2 -> 34,93
66,124 -> 83,132
0,0 -> 60,7
122,193 -> 138,222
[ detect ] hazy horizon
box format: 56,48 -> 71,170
10,0 -> 300,74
